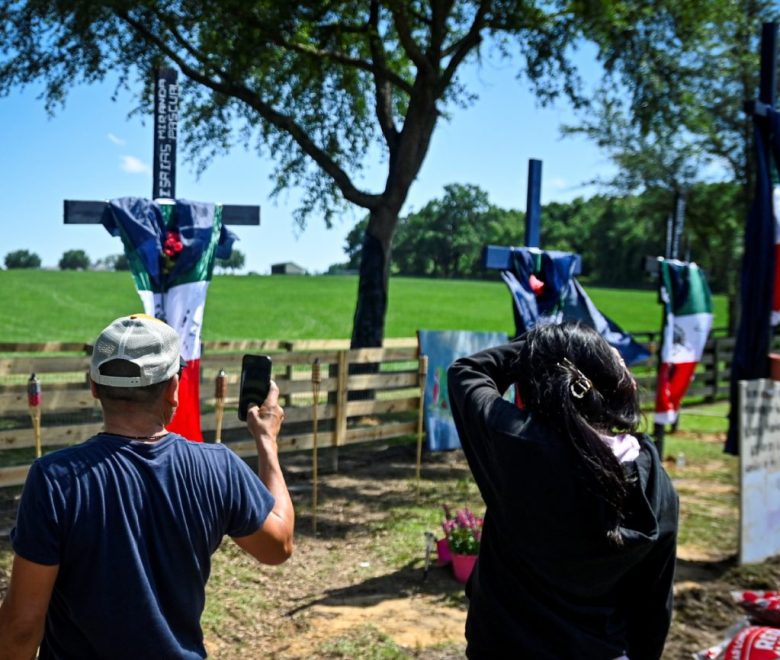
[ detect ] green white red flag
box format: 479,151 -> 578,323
101,198 -> 235,441
654,259 -> 714,425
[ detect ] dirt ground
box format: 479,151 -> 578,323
0,439 -> 775,659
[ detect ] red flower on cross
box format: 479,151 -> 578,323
162,230 -> 184,274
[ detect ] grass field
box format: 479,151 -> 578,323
0,270 -> 729,342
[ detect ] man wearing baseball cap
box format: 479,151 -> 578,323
0,314 -> 294,659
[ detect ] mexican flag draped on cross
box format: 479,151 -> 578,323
101,197 -> 236,441
654,259 -> 714,425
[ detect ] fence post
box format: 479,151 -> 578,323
710,338 -> 721,402
333,349 -> 349,473
282,341 -> 294,407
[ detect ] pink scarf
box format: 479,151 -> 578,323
600,433 -> 640,463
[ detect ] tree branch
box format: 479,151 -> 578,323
436,2 -> 490,97
148,10 -> 222,77
271,36 -> 414,96
230,8 -> 414,95
429,0 -> 453,56
114,9 -> 381,210
388,2 -> 430,72
368,0 -> 400,148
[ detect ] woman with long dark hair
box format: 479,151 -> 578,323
448,322 -> 678,659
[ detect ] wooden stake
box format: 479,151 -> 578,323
27,373 -> 42,458
214,369 -> 227,443
311,358 -> 321,534
415,355 -> 428,502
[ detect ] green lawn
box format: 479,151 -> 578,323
0,270 -> 729,342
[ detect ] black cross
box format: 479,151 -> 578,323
483,159 -> 582,273
63,68 -> 260,226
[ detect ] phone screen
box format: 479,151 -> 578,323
238,354 -> 273,421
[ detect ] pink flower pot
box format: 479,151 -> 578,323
436,538 -> 452,566
451,553 -> 477,583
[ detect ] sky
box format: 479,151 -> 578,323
0,51 -> 615,274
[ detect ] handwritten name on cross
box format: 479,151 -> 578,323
63,67 -> 260,226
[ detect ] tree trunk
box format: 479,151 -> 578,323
350,206 -> 396,349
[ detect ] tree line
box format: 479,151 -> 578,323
331,181 -> 741,293
3,249 -> 246,273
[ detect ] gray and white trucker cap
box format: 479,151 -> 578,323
90,315 -> 181,387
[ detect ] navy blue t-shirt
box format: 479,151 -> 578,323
11,432 -> 275,659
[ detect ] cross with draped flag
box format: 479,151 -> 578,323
483,159 -> 650,366
642,178 -> 715,454
63,67 -> 260,442
726,22 -> 780,454
653,258 -> 714,428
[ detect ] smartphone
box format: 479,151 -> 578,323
238,354 -> 273,421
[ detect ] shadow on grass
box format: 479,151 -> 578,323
676,555 -> 737,584
285,558 -> 467,617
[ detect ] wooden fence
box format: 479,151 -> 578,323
0,338 -> 421,488
0,330 -> 773,489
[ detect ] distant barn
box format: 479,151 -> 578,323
271,262 -> 307,275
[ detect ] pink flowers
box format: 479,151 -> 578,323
442,505 -> 483,555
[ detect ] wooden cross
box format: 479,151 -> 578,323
63,67 -> 260,227
483,158 -> 581,275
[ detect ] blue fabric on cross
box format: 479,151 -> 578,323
501,247 -> 650,366
100,197 -> 236,289
725,108 -> 780,454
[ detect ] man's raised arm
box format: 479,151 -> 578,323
232,381 -> 295,565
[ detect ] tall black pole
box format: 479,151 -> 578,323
671,191 -> 686,261
760,22 -> 777,108
153,67 -> 179,200
525,159 -> 542,248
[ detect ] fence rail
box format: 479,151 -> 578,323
0,330 -> 772,489
0,338 -> 421,487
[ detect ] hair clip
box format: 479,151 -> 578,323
558,357 -> 593,399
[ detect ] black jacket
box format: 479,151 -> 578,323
448,342 -> 678,660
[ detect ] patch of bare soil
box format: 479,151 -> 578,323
200,443 -> 472,659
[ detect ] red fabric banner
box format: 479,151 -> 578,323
168,359 -> 203,442
654,361 -> 698,424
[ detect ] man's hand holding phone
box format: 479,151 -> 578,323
246,381 -> 285,451
238,354 -> 284,461
233,367 -> 295,566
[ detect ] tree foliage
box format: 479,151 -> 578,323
341,182 -> 739,292
59,249 -> 90,270
216,248 -> 246,273
0,0 -> 725,345
564,0 -> 779,327
93,253 -> 130,271
4,249 -> 41,269
391,184 -> 522,278
114,254 -> 130,271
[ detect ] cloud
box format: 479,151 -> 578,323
547,177 -> 569,191
107,132 -> 126,146
120,155 -> 151,175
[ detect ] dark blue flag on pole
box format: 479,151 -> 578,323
725,108 -> 780,454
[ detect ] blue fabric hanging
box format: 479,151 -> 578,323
100,197 -> 236,291
725,109 -> 780,454
501,247 -> 650,366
